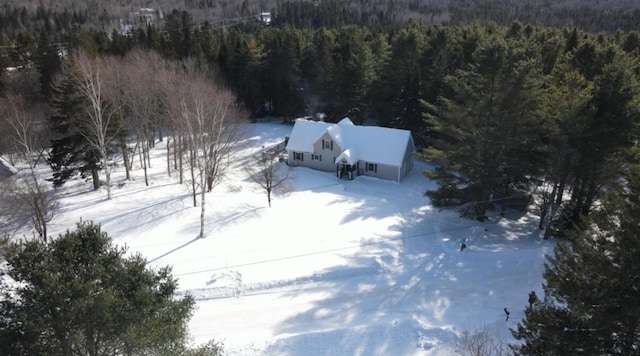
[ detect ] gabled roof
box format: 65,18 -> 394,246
286,119 -> 333,153
286,118 -> 414,167
0,156 -> 18,181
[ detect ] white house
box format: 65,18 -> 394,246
285,118 -> 415,182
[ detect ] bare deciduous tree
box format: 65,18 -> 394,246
101,54 -> 133,181
71,51 -> 120,200
174,72 -> 245,238
245,154 -> 291,207
0,94 -> 49,166
458,326 -> 510,356
162,64 -> 189,184
117,50 -> 168,186
0,167 -> 58,242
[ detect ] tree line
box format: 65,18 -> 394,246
3,0 -> 640,38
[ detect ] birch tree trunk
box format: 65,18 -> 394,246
73,51 -> 119,200
170,69 -> 246,238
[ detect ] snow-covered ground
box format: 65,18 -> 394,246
35,121 -> 553,355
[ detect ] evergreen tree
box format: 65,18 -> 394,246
107,28 -> 130,56
536,57 -> 594,236
0,221 -> 195,355
222,30 -> 267,117
534,28 -> 564,75
164,10 -> 194,60
192,25 -> 222,69
131,25 -> 162,52
262,26 -> 306,118
300,27 -> 338,118
47,65 -> 102,189
548,45 -> 640,234
64,24 -> 98,57
11,32 -> 36,66
622,31 -> 640,54
419,26 -> 466,142
332,25 -> 376,124
512,162 -> 640,355
421,31 -> 545,219
34,31 -> 62,100
371,26 -> 427,132
568,49 -> 638,217
0,51 -> 8,96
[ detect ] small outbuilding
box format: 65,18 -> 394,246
285,118 -> 415,182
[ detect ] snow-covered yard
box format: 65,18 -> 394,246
39,121 -> 552,355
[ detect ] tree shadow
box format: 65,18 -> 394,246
266,173 -> 467,354
267,163 -> 545,354
204,204 -> 263,236
147,235 -> 200,264
270,245 -> 462,355
98,193 -> 191,235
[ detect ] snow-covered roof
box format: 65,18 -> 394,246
335,149 -> 355,165
286,118 -> 414,167
0,156 -> 18,181
286,119 -> 332,153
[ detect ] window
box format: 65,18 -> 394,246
312,154 -> 322,161
366,163 -> 377,173
323,140 -> 333,150
294,152 -> 303,161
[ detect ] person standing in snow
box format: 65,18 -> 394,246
460,239 -> 467,251
528,291 -> 538,308
504,307 -> 510,321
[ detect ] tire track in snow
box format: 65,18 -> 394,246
177,264 -> 387,301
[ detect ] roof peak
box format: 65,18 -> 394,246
338,117 -> 354,126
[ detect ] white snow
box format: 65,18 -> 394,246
29,121 -> 552,355
0,156 -> 19,180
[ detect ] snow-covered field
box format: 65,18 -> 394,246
37,121 -> 552,355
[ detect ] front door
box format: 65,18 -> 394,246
337,163 -> 356,180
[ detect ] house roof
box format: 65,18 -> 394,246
0,156 -> 18,181
286,118 -> 414,167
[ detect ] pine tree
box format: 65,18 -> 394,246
420,31 -> 545,219
548,45 -> 640,234
300,27 -> 338,118
221,30 -> 266,117
11,32 -> 36,66
164,10 -> 194,60
47,65 -> 102,189
568,49 -> 638,218
0,221 -> 195,355
536,57 -> 594,236
512,162 -> 640,355
418,26 -> 467,143
371,26 -> 427,132
34,31 -> 62,100
332,25 -> 376,124
262,26 -> 306,118
64,24 -> 98,57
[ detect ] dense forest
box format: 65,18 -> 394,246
2,1 -> 640,353
3,0 -> 640,39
